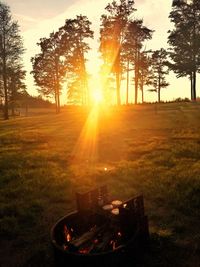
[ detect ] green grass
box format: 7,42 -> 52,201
0,103 -> 200,267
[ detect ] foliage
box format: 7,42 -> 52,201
32,15 -> 93,109
0,1 -> 25,119
100,0 -> 136,105
148,49 -> 169,102
168,0 -> 200,100
31,31 -> 66,113
138,51 -> 152,103
59,15 -> 94,105
124,19 -> 153,104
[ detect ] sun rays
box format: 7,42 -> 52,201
71,105 -> 100,164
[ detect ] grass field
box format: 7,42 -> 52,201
0,103 -> 200,267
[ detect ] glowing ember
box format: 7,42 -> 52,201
117,232 -> 122,237
63,245 -> 68,250
104,167 -> 108,171
79,247 -> 92,254
79,249 -> 89,254
64,225 -> 72,242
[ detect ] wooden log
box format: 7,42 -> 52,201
69,224 -> 106,249
91,232 -> 113,253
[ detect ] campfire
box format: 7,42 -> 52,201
51,186 -> 149,267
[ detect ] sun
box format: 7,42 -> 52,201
92,90 -> 103,104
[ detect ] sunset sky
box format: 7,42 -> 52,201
6,0 -> 199,103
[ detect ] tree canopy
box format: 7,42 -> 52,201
31,15 -> 93,111
0,1 -> 25,119
168,0 -> 200,101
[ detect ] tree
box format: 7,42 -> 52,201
0,2 -> 25,119
148,49 -> 169,103
8,64 -> 26,115
168,0 -> 200,101
32,15 -> 93,109
138,51 -> 151,103
59,16 -> 94,105
100,0 -> 136,105
31,32 -> 66,113
124,19 -> 153,104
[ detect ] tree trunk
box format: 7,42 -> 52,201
57,86 -> 60,113
193,71 -> 196,101
134,50 -> 139,105
141,84 -> 144,104
3,74 -> 8,119
55,59 -> 60,113
158,89 -> 161,103
158,75 -> 161,103
126,59 -> 129,105
116,72 -> 121,105
54,91 -> 58,114
190,73 -> 194,101
192,11 -> 196,102
2,34 -> 9,120
141,72 -> 144,104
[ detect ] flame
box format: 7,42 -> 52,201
66,233 -> 71,242
64,225 -> 72,242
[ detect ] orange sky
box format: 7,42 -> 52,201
6,0 -> 200,103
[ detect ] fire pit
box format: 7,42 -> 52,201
51,186 -> 149,267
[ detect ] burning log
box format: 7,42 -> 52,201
55,191 -> 149,262
65,224 -> 107,252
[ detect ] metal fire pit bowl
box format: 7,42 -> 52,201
51,187 -> 149,267
50,211 -> 130,267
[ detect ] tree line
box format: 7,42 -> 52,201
1,0 -> 200,119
